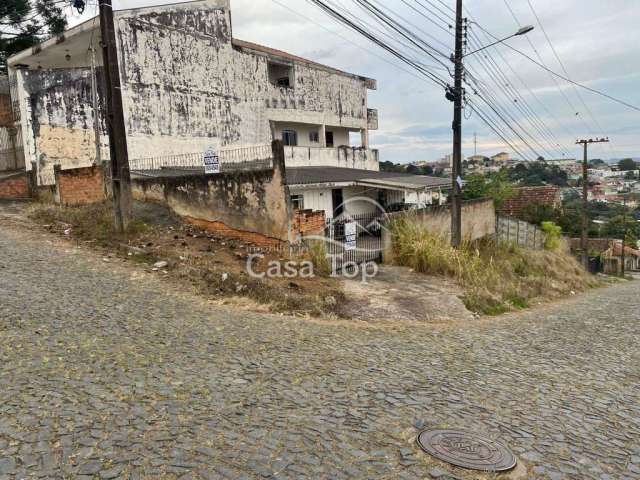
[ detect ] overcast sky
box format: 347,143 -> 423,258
70,0 -> 640,163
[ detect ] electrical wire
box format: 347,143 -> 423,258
305,0 -> 450,87
466,22 -> 576,155
476,18 -> 640,114
464,33 -> 571,158
269,0 -> 451,82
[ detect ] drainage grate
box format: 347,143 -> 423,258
416,429 -> 517,472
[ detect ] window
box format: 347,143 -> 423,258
325,131 -> 334,148
291,194 -> 305,210
268,62 -> 294,88
282,130 -> 298,146
309,131 -> 320,143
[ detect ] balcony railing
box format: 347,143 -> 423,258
284,146 -> 379,171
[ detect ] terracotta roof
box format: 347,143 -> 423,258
500,186 -> 562,218
609,243 -> 640,258
569,238 -> 615,254
231,39 -> 375,84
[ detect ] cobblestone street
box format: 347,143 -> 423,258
1,220 -> 639,480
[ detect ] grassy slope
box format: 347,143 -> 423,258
389,216 -> 600,315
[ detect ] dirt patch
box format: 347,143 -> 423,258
340,265 -> 474,322
25,200 -> 344,317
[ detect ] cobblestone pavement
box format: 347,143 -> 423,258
1,222 -> 639,480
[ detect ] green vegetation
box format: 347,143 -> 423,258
389,216 -> 598,315
507,162 -> 569,187
28,201 -> 149,244
1,0 -> 67,73
541,221 -> 563,251
306,240 -> 331,277
559,198 -> 640,245
618,158 -> 638,171
380,160 -> 434,175
462,170 -> 515,208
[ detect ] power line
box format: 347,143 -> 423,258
324,0 -> 451,71
474,22 -> 640,114
269,0 -> 450,80
524,0 -> 619,162
352,0 -> 453,67
466,99 -> 533,162
305,0 -> 450,87
461,37 -> 564,160
465,23 -> 575,157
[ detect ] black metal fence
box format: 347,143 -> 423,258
325,212 -> 384,271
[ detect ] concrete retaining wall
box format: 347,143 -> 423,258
382,198 -> 496,261
132,144 -> 291,247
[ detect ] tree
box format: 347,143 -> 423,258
520,202 -> 561,226
507,162 -> 568,187
618,158 -> 638,171
462,171 -> 515,208
602,215 -> 640,245
381,161 -> 434,176
0,0 -> 67,74
589,159 -> 605,167
624,170 -> 638,180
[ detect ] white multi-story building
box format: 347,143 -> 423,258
7,0 -> 448,218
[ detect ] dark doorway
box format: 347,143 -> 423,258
332,188 -> 344,218
325,131 -> 334,148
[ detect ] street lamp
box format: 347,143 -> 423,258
462,25 -> 535,58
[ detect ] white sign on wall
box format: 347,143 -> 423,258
344,221 -> 357,251
203,147 -> 220,174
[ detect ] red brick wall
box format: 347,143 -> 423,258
0,95 -> 12,127
57,165 -> 105,206
0,173 -> 29,199
292,209 -> 326,238
184,216 -> 285,249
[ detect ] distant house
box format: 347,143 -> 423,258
499,186 -> 562,218
602,242 -> 640,274
491,152 -> 510,164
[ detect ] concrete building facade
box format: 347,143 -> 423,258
7,0 -> 379,183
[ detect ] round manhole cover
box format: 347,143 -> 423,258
416,429 -> 517,472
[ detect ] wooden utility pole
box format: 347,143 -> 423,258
450,0 -> 464,248
576,137 -> 609,270
99,0 -> 132,232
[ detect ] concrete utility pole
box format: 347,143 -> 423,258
448,6 -> 532,247
99,0 -> 132,232
450,0 -> 465,248
621,192 -> 627,278
576,138 -> 609,270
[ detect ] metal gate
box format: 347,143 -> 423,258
325,212 -> 384,271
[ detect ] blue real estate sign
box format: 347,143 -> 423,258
203,147 -> 220,174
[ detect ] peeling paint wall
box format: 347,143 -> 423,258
16,0 -> 374,178
22,68 -> 107,177
115,0 -> 370,160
